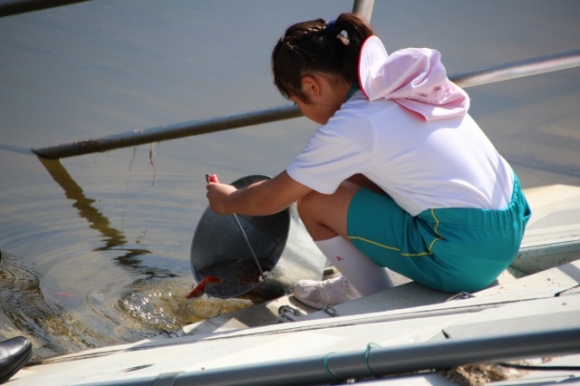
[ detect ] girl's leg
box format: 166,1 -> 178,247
315,235 -> 394,295
296,181 -> 394,297
297,175 -> 385,240
296,180 -> 359,241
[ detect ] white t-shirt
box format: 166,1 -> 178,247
286,91 -> 514,216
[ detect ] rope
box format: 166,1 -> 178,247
364,343 -> 382,377
323,342 -> 384,382
323,351 -> 340,381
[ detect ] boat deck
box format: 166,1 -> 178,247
9,185 -> 580,386
178,184 -> 580,332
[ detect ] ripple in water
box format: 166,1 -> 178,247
119,279 -> 255,331
0,251 -> 120,359
1,249 -> 256,360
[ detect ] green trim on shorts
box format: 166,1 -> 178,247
347,175 -> 531,293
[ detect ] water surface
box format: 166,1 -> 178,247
1,0 -> 579,359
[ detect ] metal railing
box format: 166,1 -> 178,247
0,0 -> 89,17
31,48 -> 580,160
26,0 -> 580,159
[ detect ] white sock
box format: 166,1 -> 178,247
315,235 -> 394,296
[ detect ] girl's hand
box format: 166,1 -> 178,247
206,181 -> 237,215
205,171 -> 311,217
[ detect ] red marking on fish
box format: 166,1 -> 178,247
185,276 -> 223,299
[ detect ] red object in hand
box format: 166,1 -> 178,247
206,174 -> 220,183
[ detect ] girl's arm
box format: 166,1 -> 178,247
206,170 -> 311,216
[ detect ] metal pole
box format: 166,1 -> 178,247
83,325 -> 580,386
32,104 -> 301,159
0,0 -> 89,17
31,51 -> 580,160
352,0 -> 374,21
452,48 -> 580,89
173,326 -> 580,385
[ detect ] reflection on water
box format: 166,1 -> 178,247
39,158 -> 149,256
0,157 -> 254,359
39,157 -> 165,277
1,0 -> 579,363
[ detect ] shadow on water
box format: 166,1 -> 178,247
37,157 -> 177,279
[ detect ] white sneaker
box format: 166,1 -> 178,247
293,276 -> 361,308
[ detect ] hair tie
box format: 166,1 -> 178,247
326,19 -> 339,35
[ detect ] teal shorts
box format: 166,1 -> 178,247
347,176 -> 531,293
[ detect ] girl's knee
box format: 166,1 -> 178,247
296,191 -> 322,222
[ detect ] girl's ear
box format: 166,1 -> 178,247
301,75 -> 322,100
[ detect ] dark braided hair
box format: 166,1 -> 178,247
272,13 -> 374,101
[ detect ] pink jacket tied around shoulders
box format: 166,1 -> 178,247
358,36 -> 469,121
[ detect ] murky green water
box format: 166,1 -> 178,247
1,0 -> 579,360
